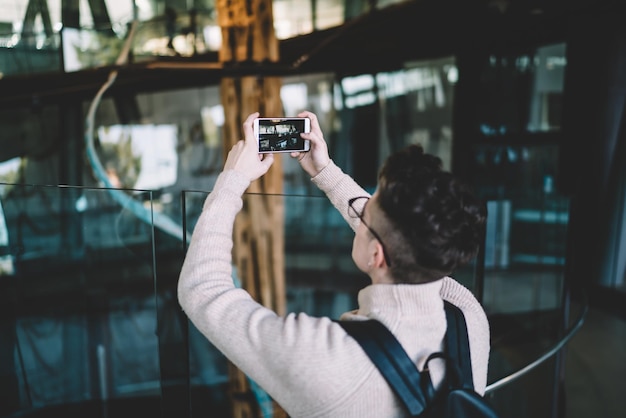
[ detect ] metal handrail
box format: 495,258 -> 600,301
485,299 -> 588,394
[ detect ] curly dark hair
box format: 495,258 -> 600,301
375,145 -> 487,283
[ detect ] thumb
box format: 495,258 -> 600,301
260,153 -> 275,171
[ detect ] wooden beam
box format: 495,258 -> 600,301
217,0 -> 287,416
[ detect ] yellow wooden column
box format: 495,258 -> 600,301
217,0 -> 287,417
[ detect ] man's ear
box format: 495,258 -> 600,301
369,240 -> 387,268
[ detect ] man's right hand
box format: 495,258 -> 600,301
224,112 -> 274,182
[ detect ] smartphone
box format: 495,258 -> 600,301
253,117 -> 311,153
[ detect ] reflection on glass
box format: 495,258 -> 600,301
476,43 -> 565,137
97,124 -> 178,190
527,43 -> 566,132
62,28 -> 127,72
0,184 -> 167,416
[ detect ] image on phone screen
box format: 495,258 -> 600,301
255,118 -> 310,153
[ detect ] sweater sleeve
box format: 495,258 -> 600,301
311,160 -> 369,232
177,169 -> 253,348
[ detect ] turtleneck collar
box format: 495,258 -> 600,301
354,279 -> 445,317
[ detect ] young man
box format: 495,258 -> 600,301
178,111 -> 490,417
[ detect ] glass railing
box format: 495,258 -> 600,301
0,183 -> 176,417
0,182 -> 579,417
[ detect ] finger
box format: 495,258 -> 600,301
243,112 -> 259,144
260,152 -> 274,168
298,111 -> 319,131
228,139 -> 244,155
289,151 -> 304,162
300,130 -> 318,147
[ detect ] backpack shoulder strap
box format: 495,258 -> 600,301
443,302 -> 501,417
337,319 -> 428,416
337,302 -> 476,415
442,301 -> 474,390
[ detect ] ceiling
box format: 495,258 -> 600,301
0,0 -> 623,109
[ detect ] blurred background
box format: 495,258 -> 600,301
0,0 -> 624,417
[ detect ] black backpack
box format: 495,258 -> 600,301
337,302 -> 500,418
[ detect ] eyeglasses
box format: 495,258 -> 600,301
347,196 -> 392,267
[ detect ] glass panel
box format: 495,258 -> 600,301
476,43 -> 565,137
599,138 -> 626,295
62,27 -> 128,72
131,6 -> 220,58
473,142 -> 570,417
0,32 -> 62,76
0,183 -> 165,417
333,57 -> 456,188
273,0 -> 313,39
473,129 -> 568,315
482,192 -> 569,314
313,0 -> 344,31
527,43 -> 566,133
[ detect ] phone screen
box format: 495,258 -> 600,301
255,118 -> 310,153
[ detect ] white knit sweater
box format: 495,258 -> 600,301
178,161 -> 490,418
